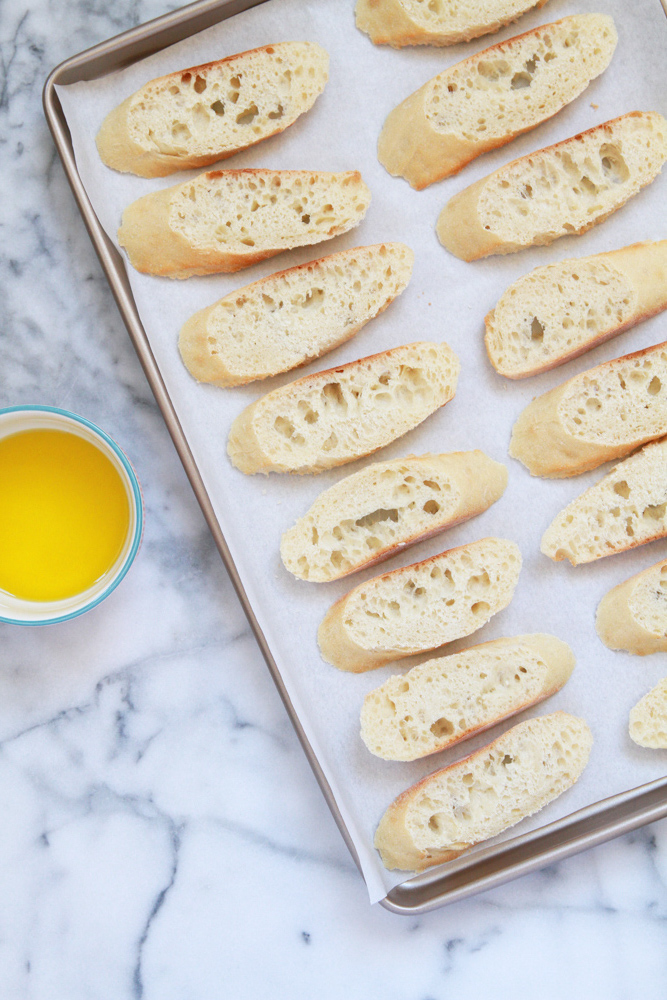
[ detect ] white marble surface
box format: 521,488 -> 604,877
1,0 -> 666,996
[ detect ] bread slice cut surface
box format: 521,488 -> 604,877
629,679 -> 667,748
317,537 -> 522,672
96,42 -> 329,177
437,112 -> 667,260
361,634 -> 574,761
355,0 -> 550,48
179,243 -> 414,387
378,15 -> 617,189
510,341 -> 667,478
117,169 -> 371,277
485,241 -> 667,378
374,712 -> 592,870
227,342 -> 459,475
541,438 -> 667,565
281,450 -> 507,581
596,558 -> 667,655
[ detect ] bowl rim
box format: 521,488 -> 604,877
0,404 -> 144,626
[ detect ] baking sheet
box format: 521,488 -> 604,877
55,0 -> 667,904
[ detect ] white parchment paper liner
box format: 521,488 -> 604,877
56,0 -> 667,904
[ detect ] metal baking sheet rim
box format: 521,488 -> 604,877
42,0 -> 667,914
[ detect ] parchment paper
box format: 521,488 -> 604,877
56,0 -> 667,904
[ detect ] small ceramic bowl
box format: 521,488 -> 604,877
0,405 -> 143,626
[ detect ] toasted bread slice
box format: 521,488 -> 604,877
437,112 -> 667,260
541,438 -> 667,565
97,42 -> 329,177
317,537 -> 521,672
596,559 -> 667,655
510,341 -> 667,478
485,241 -> 667,378
179,243 -> 413,387
281,450 -> 507,581
374,712 -> 592,871
355,0 -> 550,48
118,169 -> 371,277
227,342 -> 459,475
361,634 -> 574,761
378,15 -> 616,189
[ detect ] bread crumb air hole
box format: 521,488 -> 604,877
430,717 -> 454,737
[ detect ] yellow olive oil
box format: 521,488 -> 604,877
0,429 -> 131,602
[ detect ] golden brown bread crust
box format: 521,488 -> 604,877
117,184 -> 249,277
509,383 -> 622,478
379,92 -> 503,190
377,89 -> 468,190
437,176 -> 507,260
96,98 -> 143,174
374,780 -> 465,871
603,241 -> 667,323
317,595 -> 374,673
226,403 -> 269,474
596,561 -> 667,655
178,303 -> 236,384
485,241 -> 667,378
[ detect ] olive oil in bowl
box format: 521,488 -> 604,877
0,429 -> 131,602
0,406 -> 142,625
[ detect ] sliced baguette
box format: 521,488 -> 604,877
117,169 -> 371,277
317,537 -> 521,672
437,112 -> 667,261
361,634 -> 574,761
178,243 -> 414,387
541,438 -> 667,566
96,43 -> 329,178
485,240 -> 667,378
227,342 -> 459,475
281,450 -> 507,581
378,15 -> 617,189
629,679 -> 667,748
510,341 -> 667,478
355,0 -> 550,48
374,712 -> 592,871
596,559 -> 667,655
